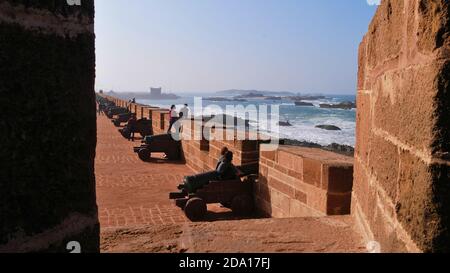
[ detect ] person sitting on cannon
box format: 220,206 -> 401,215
216,147 -> 229,169
177,150 -> 242,194
216,151 -> 242,180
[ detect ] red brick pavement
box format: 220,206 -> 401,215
95,115 -> 193,228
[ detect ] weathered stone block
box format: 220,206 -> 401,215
355,92 -> 371,164
305,186 -> 328,214
269,189 -> 290,215
267,176 -> 295,198
368,135 -> 399,202
278,150 -> 303,172
366,0 -> 405,70
372,62 -> 442,152
261,150 -> 277,162
371,203 -> 408,253
417,0 -> 450,53
353,161 -> 371,218
357,36 -> 368,90
396,149 -> 448,252
303,158 -> 322,187
0,0 -> 98,252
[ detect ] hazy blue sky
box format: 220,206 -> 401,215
95,0 -> 378,94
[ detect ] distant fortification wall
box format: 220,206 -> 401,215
354,0 -> 450,252
0,0 -> 98,252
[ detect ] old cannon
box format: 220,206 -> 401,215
169,163 -> 258,221
133,133 -> 181,161
102,105 -> 116,114
96,96 -> 114,106
119,118 -> 153,139
106,107 -> 129,119
112,112 -> 132,127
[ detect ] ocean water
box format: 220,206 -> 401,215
138,93 -> 356,147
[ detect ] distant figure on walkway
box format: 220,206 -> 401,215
180,104 -> 190,120
127,114 -> 137,141
98,103 -> 104,115
167,105 -> 178,133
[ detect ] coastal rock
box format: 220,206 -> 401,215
206,114 -> 250,127
279,139 -> 354,157
320,101 -> 356,110
278,121 -> 293,127
265,96 -> 283,101
316,125 -> 342,131
290,95 -> 326,101
205,97 -> 247,102
295,101 -> 314,106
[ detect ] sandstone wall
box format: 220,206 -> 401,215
0,0 -> 98,252
152,109 -> 170,135
181,121 -> 262,173
256,146 -> 354,218
354,0 -> 450,252
181,119 -> 212,172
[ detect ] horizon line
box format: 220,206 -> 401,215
97,89 -> 357,95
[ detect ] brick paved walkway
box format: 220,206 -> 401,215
95,115 -> 192,228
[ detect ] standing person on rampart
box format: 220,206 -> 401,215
180,104 -> 190,120
167,105 -> 178,133
97,103 -> 104,115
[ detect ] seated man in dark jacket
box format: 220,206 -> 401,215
178,151 -> 241,194
215,147 -> 229,169
216,151 -> 241,180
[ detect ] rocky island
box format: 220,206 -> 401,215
295,101 -> 314,106
319,101 -> 356,110
316,125 -> 342,131
204,97 -> 248,102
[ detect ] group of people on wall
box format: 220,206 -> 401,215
167,104 -> 189,133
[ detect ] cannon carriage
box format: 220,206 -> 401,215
170,163 -> 258,221
96,96 -> 114,107
96,97 -> 115,113
119,118 -> 153,139
170,175 -> 256,221
133,133 -> 181,161
105,106 -> 129,119
112,112 -> 132,127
